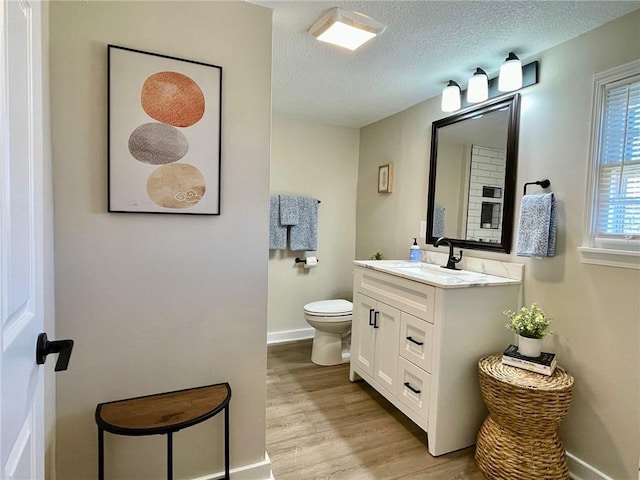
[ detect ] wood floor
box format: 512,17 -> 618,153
266,340 -> 486,480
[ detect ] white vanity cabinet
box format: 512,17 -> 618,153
350,262 -> 520,457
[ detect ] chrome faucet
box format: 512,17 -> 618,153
433,237 -> 463,270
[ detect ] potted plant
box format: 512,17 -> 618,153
504,303 -> 552,357
369,252 -> 384,260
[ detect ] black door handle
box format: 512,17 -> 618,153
406,336 -> 424,346
373,311 -> 379,329
369,308 -> 375,326
36,333 -> 74,372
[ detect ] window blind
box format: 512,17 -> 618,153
596,78 -> 640,239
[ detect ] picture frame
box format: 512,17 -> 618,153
378,164 -> 393,193
108,45 -> 222,214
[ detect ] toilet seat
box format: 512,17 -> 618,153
304,299 -> 353,317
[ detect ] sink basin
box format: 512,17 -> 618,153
366,260 -> 419,268
389,264 -> 485,283
393,265 -> 457,276
400,263 -> 466,274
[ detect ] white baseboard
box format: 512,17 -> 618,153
185,446 -> 620,480
191,452 -> 272,480
568,451 -> 616,480
267,328 -> 314,345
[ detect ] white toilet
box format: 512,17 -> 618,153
303,299 -> 353,366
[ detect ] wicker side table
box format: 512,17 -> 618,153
475,355 -> 574,480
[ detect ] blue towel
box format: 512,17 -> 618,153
515,193 -> 556,257
269,195 -> 287,250
279,195 -> 299,226
289,196 -> 318,251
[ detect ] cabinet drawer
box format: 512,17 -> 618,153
399,312 -> 433,372
354,267 -> 435,322
397,357 -> 431,422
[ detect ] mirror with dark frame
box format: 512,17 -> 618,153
426,93 -> 520,253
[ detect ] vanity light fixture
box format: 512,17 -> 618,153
467,68 -> 489,103
498,52 -> 523,92
308,7 -> 386,51
441,80 -> 461,112
439,54 -> 538,113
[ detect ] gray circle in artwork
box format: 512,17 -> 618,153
128,122 -> 189,165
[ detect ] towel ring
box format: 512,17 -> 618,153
523,179 -> 551,196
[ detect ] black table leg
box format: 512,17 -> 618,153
98,427 -> 104,480
167,432 -> 173,480
224,404 -> 230,479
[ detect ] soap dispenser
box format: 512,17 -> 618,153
409,238 -> 421,263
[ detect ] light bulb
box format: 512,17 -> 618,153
498,52 -> 523,92
467,68 -> 488,104
441,80 -> 461,112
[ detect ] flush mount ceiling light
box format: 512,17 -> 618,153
467,68 -> 489,103
441,80 -> 461,112
498,52 -> 523,92
308,7 -> 386,51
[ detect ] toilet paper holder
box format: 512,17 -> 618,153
295,257 -> 319,265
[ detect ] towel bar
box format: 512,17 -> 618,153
523,179 -> 551,196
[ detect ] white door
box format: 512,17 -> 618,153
373,302 -> 400,395
1,1 -> 48,479
352,293 -> 376,377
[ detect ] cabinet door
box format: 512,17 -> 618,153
373,302 -> 401,395
353,293 -> 376,378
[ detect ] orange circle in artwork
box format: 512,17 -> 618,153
141,72 -> 205,127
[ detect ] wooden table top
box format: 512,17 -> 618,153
96,383 -> 231,436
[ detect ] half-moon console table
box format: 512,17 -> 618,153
95,382 -> 231,480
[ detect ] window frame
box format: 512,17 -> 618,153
580,60 -> 640,269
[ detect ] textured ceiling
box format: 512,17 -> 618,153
251,1 -> 639,127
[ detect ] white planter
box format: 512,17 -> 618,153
518,335 -> 541,357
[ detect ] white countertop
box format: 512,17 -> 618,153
354,260 -> 522,289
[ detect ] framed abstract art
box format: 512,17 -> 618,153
108,45 -> 222,214
377,164 -> 393,193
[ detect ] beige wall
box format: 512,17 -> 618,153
269,115 -> 359,335
40,1 -> 58,477
358,100 -> 437,260
434,142 -> 467,238
50,2 -> 272,479
356,12 -> 640,479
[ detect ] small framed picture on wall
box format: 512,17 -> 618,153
378,164 -> 393,193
